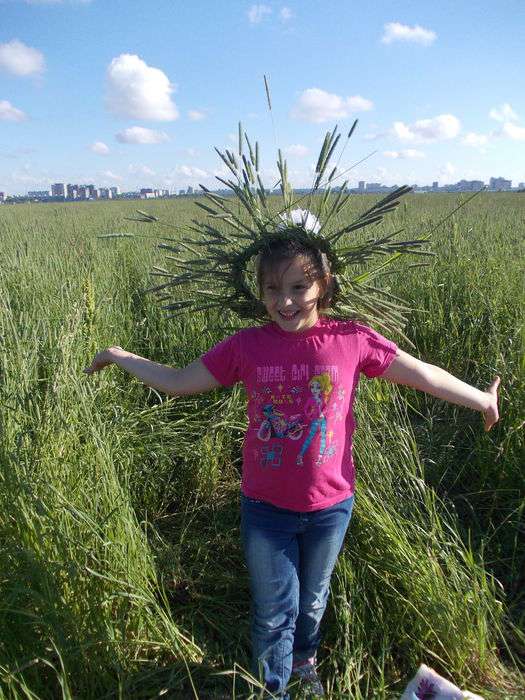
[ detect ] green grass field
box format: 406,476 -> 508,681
0,193 -> 523,698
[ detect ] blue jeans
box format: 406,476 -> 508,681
241,494 -> 354,697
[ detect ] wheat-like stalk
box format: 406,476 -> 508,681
123,121 -> 433,339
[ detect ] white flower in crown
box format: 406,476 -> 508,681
278,208 -> 321,234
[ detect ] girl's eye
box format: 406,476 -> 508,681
294,284 -> 306,291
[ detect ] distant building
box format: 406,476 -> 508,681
77,185 -> 90,200
51,183 -> 65,198
0,192 -> 5,202
489,177 -> 511,191
455,179 -> 485,191
16,173 -> 520,205
28,190 -> 51,198
155,189 -> 169,198
67,184 -> 79,199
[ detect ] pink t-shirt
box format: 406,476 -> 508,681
201,318 -> 397,512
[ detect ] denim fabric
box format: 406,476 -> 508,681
241,494 -> 354,697
298,416 -> 327,460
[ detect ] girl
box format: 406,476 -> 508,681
296,373 -> 333,466
85,236 -> 499,699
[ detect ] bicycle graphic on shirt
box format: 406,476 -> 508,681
257,404 -> 305,442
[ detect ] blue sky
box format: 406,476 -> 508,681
1,0 -> 524,195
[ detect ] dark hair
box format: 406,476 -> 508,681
255,236 -> 336,310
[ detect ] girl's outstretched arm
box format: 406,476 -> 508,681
381,349 -> 500,431
84,347 -> 221,397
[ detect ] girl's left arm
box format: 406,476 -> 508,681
381,349 -> 500,431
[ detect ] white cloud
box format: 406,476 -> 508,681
188,109 -> 206,121
438,162 -> 455,183
392,114 -> 460,143
176,164 -> 209,178
102,170 -> 123,182
90,141 -> 110,155
346,95 -> 374,111
363,131 -> 386,141
502,122 -> 525,141
11,168 -> 49,186
291,88 -> 373,123
383,149 -> 425,159
128,163 -> 156,176
381,22 -> 436,46
462,132 -> 489,148
0,39 -> 45,77
489,103 -> 518,123
116,127 -> 169,144
285,144 -> 309,157
106,54 -> 178,121
280,6 -> 293,21
0,100 -> 27,122
248,4 -> 272,23
212,166 -> 231,179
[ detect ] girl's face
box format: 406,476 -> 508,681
310,380 -> 321,397
261,256 -> 322,333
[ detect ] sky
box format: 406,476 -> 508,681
1,0 -> 524,195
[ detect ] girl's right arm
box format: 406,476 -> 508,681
84,346 -> 221,397
381,349 -> 499,431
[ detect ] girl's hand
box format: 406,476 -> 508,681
84,346 -> 123,375
482,376 -> 500,431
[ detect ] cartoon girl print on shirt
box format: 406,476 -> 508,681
296,372 -> 333,466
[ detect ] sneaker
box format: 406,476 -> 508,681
291,662 -> 325,698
